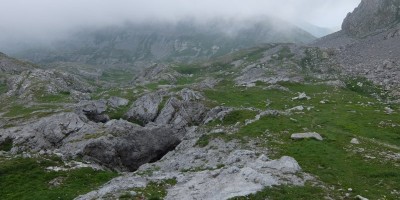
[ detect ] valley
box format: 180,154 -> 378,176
0,0 -> 399,199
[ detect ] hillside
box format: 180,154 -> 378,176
14,18 -> 315,65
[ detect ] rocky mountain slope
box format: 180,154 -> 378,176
314,0 -> 400,100
14,18 -> 315,65
0,0 -> 400,199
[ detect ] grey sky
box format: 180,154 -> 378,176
0,0 -> 360,46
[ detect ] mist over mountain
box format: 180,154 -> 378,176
13,17 -> 317,65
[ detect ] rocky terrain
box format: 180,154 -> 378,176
0,0 -> 400,200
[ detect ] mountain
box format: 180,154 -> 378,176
296,21 -> 335,38
1,0 -> 400,199
314,0 -> 400,98
342,0 -> 400,37
0,52 -> 35,75
14,17 -> 315,65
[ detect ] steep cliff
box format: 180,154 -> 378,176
342,0 -> 400,37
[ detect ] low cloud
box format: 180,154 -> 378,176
0,0 -> 360,51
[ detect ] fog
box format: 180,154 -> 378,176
0,0 -> 360,52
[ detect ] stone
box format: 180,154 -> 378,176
77,100 -> 109,123
292,92 -> 311,100
203,107 -> 233,124
355,195 -> 369,200
179,88 -> 204,101
350,138 -> 360,144
287,105 -> 304,112
82,124 -> 181,171
261,156 -> 302,173
48,177 -> 65,188
125,91 -> 165,124
291,132 -> 323,141
108,97 -> 129,108
385,107 -> 394,114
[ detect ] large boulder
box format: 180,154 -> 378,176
1,112 -> 96,152
82,121 -> 181,171
125,91 -> 166,124
155,89 -> 207,130
155,97 -> 207,130
6,69 -> 93,101
0,112 -> 182,172
76,100 -> 110,123
107,96 -> 129,108
342,0 -> 400,37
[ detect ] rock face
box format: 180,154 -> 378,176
342,0 -> 400,37
125,91 -> 166,124
0,52 -> 35,75
1,88 -> 208,172
107,96 -> 129,108
133,64 -> 183,85
76,100 -> 110,123
6,69 -> 93,101
0,112 -> 182,172
82,121 -> 180,171
76,128 -> 311,200
125,89 -> 207,129
1,113 -> 91,152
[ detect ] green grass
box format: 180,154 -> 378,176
206,110 -> 258,127
207,81 -> 400,199
91,87 -> 138,101
107,105 -> 131,120
0,138 -> 13,151
345,76 -> 388,99
195,134 -> 214,147
0,157 -> 118,200
0,83 -> 7,94
100,69 -> 136,84
3,104 -> 61,119
176,76 -> 197,85
205,80 -> 283,110
36,91 -> 71,103
173,64 -> 203,75
145,80 -> 171,90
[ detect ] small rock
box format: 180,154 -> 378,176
350,138 -> 360,144
355,195 -> 369,200
48,177 -> 65,188
348,188 -> 353,192
129,191 -> 137,196
108,97 -> 129,108
210,129 -> 225,134
292,92 -> 311,100
384,107 -> 394,114
287,105 -> 304,112
226,166 -> 240,174
291,132 -> 323,141
262,156 -> 302,173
